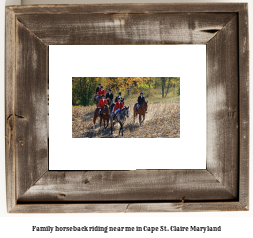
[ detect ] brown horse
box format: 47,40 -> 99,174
93,105 -> 110,128
133,101 -> 148,125
100,104 -> 110,128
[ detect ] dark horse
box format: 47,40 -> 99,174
94,95 -> 101,107
133,101 -> 148,125
107,98 -> 113,107
93,105 -> 110,128
110,107 -> 129,136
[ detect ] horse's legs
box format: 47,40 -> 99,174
93,113 -> 97,126
142,113 -> 145,123
104,118 -> 108,129
111,120 -> 113,134
110,114 -> 114,134
139,114 -> 142,125
119,121 -> 123,135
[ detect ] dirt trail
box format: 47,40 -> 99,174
72,102 -> 180,138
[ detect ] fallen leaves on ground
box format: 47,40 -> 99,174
72,102 -> 180,138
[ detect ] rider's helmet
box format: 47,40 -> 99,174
102,95 -> 105,98
140,92 -> 143,95
118,92 -> 121,95
109,89 -> 112,92
101,86 -> 103,88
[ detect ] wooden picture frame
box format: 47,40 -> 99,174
5,3 -> 249,213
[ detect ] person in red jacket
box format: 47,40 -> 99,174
98,95 -> 108,116
113,97 -> 124,119
98,86 -> 105,97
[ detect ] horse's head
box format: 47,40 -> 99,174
96,96 -> 101,102
125,106 -> 129,117
103,104 -> 109,112
143,101 -> 148,111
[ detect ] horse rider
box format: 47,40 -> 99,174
95,84 -> 102,101
115,92 -> 123,102
98,86 -> 105,97
106,89 -> 113,103
96,83 -> 101,94
98,95 -> 108,116
135,92 -> 147,112
113,96 -> 124,120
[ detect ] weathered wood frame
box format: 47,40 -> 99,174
5,4 -> 249,213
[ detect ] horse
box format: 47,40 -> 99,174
94,95 -> 101,106
133,101 -> 148,125
100,104 -> 110,128
110,103 -> 115,113
93,105 -> 110,129
110,107 -> 129,136
107,98 -> 113,107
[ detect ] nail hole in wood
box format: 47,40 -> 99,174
84,179 -> 90,184
57,193 -> 66,198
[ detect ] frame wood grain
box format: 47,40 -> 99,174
5,3 -> 249,213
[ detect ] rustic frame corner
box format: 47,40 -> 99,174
5,3 -> 249,213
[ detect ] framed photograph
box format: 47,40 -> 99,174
5,3 -> 249,213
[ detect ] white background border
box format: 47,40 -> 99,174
49,45 -> 206,170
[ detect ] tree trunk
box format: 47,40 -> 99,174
165,84 -> 170,98
161,77 -> 166,98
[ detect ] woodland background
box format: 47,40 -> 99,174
72,77 -> 180,106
